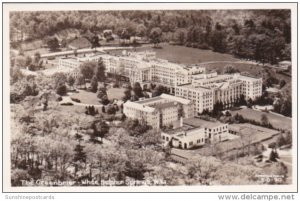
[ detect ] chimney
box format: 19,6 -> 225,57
180,117 -> 183,127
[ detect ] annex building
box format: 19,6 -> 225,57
123,93 -> 194,130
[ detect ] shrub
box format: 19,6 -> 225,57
61,102 -> 74,106
268,142 -> 277,149
57,96 -> 63,102
71,97 -> 81,103
185,42 -> 192,47
113,82 -> 119,88
106,105 -> 116,115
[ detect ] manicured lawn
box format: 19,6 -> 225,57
70,90 -> 100,105
135,44 -> 240,64
107,88 -> 126,100
230,108 -> 292,130
200,62 -> 263,76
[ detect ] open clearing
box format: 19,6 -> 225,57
70,90 -> 100,105
107,88 -> 126,100
135,44 -> 240,64
230,108 -> 292,130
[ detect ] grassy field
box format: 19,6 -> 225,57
135,44 -> 240,64
230,108 -> 292,130
107,88 -> 126,100
200,62 -> 263,76
70,90 -> 100,105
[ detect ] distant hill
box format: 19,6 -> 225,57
10,10 -> 291,64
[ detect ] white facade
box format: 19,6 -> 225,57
161,119 -> 229,149
58,52 -> 262,114
123,101 -> 160,129
238,75 -> 263,100
123,94 -> 194,130
58,57 -> 81,69
175,85 -> 214,114
176,72 -> 262,114
162,128 -> 206,149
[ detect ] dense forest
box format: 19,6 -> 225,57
10,10 -> 291,64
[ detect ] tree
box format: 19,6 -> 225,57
52,72 -> 67,89
80,62 -> 96,80
94,58 -> 106,82
90,120 -> 109,143
73,49 -> 78,57
97,87 -> 109,105
133,82 -> 144,98
60,38 -> 67,48
261,114 -> 269,126
276,134 -> 287,147
33,52 -> 41,64
76,75 -> 85,89
279,80 -> 286,89
269,149 -> 279,162
106,105 -> 116,115
15,56 -> 27,67
90,76 -> 98,93
67,75 -> 75,90
136,24 -> 147,37
91,35 -> 100,49
211,23 -> 227,53
46,37 -> 59,51
123,89 -> 132,101
174,29 -> 186,45
223,65 -> 239,74
150,27 -> 162,48
25,56 -> 32,67
152,85 -> 168,97
56,83 -> 67,96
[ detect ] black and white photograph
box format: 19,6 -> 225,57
2,2 -> 298,194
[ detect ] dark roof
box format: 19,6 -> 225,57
68,37 -> 91,49
153,101 -> 178,110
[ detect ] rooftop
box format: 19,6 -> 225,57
136,96 -> 163,104
153,101 -> 178,110
160,93 -> 191,105
124,101 -> 156,113
176,124 -> 280,158
183,118 -> 225,129
176,84 -> 213,92
163,126 -> 204,137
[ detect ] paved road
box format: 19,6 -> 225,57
41,46 -> 133,58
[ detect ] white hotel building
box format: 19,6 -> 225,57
175,71 -> 262,114
58,51 -> 206,92
123,93 -> 194,130
58,51 -> 262,115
